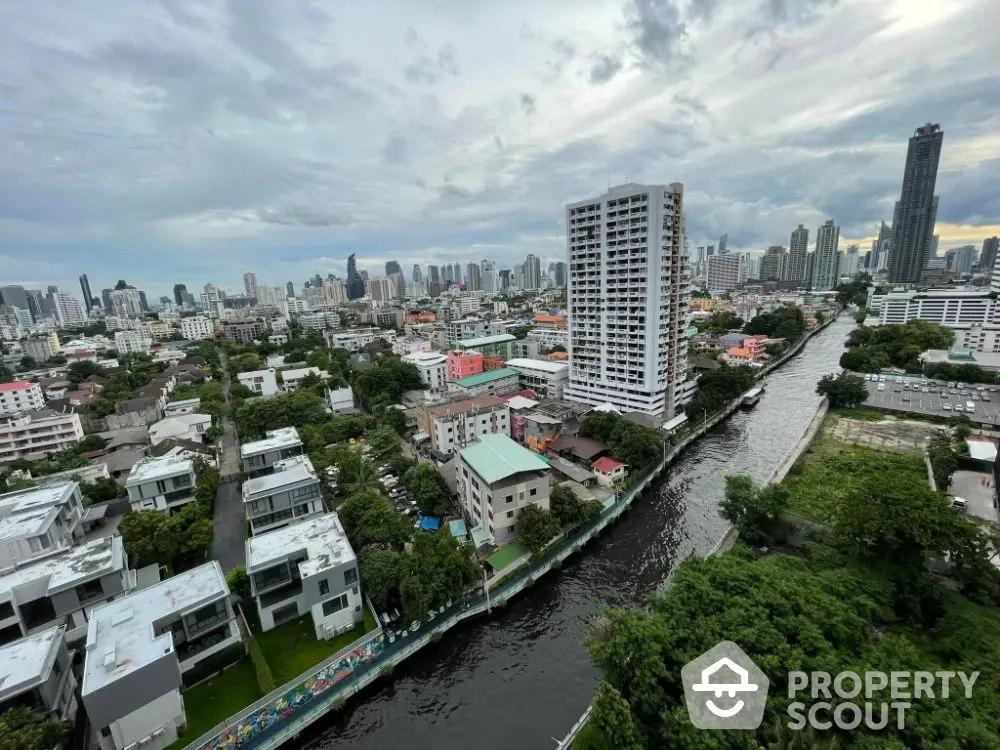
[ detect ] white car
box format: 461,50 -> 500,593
942,403 -> 951,410
950,497 -> 968,512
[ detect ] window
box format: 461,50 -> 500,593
319,579 -> 329,596
505,494 -> 513,504
506,510 -> 514,519
508,525 -> 515,534
344,567 -> 358,586
322,593 -> 348,616
530,488 -> 537,497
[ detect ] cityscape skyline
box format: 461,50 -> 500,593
0,0 -> 996,299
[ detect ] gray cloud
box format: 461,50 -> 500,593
405,43 -> 460,84
382,136 -> 409,164
624,0 -> 687,67
520,93 -> 537,114
255,206 -> 352,226
589,53 -> 622,84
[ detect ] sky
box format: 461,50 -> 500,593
0,0 -> 998,301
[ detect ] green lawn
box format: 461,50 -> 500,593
245,604 -> 379,685
168,660 -> 261,750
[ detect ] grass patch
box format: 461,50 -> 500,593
244,604 -> 378,685
829,407 -> 885,421
783,442 -> 929,522
168,660 -> 261,750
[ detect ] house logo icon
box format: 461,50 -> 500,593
681,641 -> 769,729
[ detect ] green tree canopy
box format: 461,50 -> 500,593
0,707 -> 66,750
516,504 -> 561,553
719,475 -> 789,544
815,372 -> 869,408
550,485 -> 603,529
403,463 -> 452,517
234,389 -> 328,439
338,490 -> 413,551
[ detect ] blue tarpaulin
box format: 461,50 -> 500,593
420,515 -> 441,532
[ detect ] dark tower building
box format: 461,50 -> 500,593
888,123 -> 944,283
102,288 -> 114,312
346,254 -> 365,300
173,284 -> 188,306
79,274 -> 94,312
385,261 -> 401,277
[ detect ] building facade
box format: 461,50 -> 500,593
242,455 -> 323,536
179,316 -> 215,340
240,427 -> 304,477
0,410 -> 84,462
0,381 -> 45,414
888,123 -> 944,283
402,352 -> 448,390
125,457 -> 197,513
811,219 -> 841,290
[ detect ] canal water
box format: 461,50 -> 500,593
296,318 -> 852,750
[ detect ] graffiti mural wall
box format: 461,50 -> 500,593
197,634 -> 385,750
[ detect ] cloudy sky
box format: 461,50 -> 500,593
1,0 -> 998,300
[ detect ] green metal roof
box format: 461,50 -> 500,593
487,541 -> 527,571
452,367 -> 520,388
460,433 -> 550,483
455,333 -> 516,349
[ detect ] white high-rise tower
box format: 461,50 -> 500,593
565,183 -> 690,418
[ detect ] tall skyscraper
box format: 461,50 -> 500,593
554,262 -> 567,287
101,288 -> 114,313
385,260 -> 401,277
346,254 -> 365,300
872,222 -> 892,273
466,263 -> 482,291
427,265 -> 440,285
706,254 -> 746,291
981,237 -> 999,274
412,265 -> 423,285
566,182 -> 689,418
173,284 -> 187,307
888,123 -> 944,283
44,288 -> 85,327
842,244 -> 861,278
513,264 -> 525,289
79,274 -> 94,312
706,244 -> 715,258
443,265 -> 453,284
452,264 -> 462,284
498,269 -> 511,290
481,260 -> 496,293
243,272 -> 258,300
286,281 -> 295,298
760,246 -> 788,281
139,291 -> 150,313
787,224 -> 809,283
951,245 -> 977,275
0,286 -> 31,318
811,219 -> 841,290
718,234 -> 729,255
524,254 -> 541,290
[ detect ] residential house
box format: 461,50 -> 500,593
162,398 -> 201,418
0,626 -> 78,734
242,455 -> 323,536
326,387 -> 358,415
81,562 -> 240,750
280,367 -> 328,391
448,368 -> 521,398
392,336 -> 432,356
404,351 -> 448,390
0,536 -> 132,645
724,347 -> 754,366
592,457 -> 627,488
245,513 -> 363,637
124,457 -> 197,513
456,434 -> 551,546
236,368 -> 279,398
548,436 -> 609,465
150,438 -> 216,467
240,427 -> 304,477
0,410 -> 85,463
147,414 -> 211,447
416,395 -> 511,457
0,483 -> 85,569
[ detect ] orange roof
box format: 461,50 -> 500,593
547,351 -> 568,360
727,347 -> 751,357
533,314 -> 565,323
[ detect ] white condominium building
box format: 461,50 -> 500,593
565,183 -> 690,418
179,315 -> 215,340
0,381 -> 45,414
706,253 -> 747,292
0,410 -> 84,463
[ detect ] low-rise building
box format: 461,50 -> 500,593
505,358 -> 569,399
0,536 -> 133,644
323,327 -> 395,352
592,456 -> 627,488
242,455 -> 323,536
246,513 -> 363,638
327,387 -> 358,414
0,410 -> 84,463
453,333 -> 518,359
148,413 -> 211,447
236,368 -> 279,397
404,351 -> 448,390
0,482 -> 85,569
125,456 -> 197,514
280,366 -> 328,391
240,427 -> 304,477
0,381 -> 45,414
456,433 -> 551,546
0,626 -> 78,733
114,330 -> 152,356
526,328 -> 568,350
393,336 -> 432,356
449,367 -> 521,398
81,562 -> 240,750
162,398 -> 201,417
220,320 -> 266,342
150,438 -> 217,467
417,395 -> 511,457
179,316 -> 215,341
446,350 -> 483,381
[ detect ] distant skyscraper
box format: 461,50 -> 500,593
0,286 -> 31,317
286,281 -> 295,298
707,253 -> 746,291
101,288 -> 114,312
443,265 -> 454,284
466,263 -> 482,291
139,291 -> 150,312
513,264 -> 525,289
787,225 -> 809,283
554,262 -> 567,287
718,234 -> 729,255
706,244 -> 715,258
385,260 -> 401,277
412,265 -> 423,284
78,274 -> 94,312
481,260 -> 496,293
427,266 -> 440,285
888,123 -> 944,283
760,246 -> 788,281
173,284 -> 188,307
842,244 -> 861,278
498,269 -> 511,290
811,220 -> 841,290
951,245 -> 977,275
346,255 -> 365,300
981,237 -> 999,274
243,272 -> 258,300
524,254 -> 541,290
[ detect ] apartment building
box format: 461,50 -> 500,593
417,395 -> 511,457
236,368 -> 279,397
449,368 -> 521,398
0,536 -> 132,645
0,482 -> 85,569
453,333 -> 519,359
148,413 -> 211,447
706,253 -> 747,292
0,410 -> 84,463
242,455 -> 323,536
0,625 -> 78,733
393,336 -> 433,356
82,562 -> 240,750
246,513 -> 363,637
446,350 -> 483,380
240,427 -> 304,477
566,183 -> 690,418
179,316 -> 215,341
220,320 -> 266,342
114,330 -> 152,356
0,381 -> 45,414
444,318 -> 504,346
323,327 -> 395,352
505,358 -> 569,399
403,351 -> 448,389
125,456 -> 197,514
456,434 -> 551,546
527,328 -> 569,350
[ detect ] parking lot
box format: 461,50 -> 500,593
860,374 -> 1000,424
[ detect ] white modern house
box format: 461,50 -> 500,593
125,457 -> 197,513
240,427 -> 304,477
162,398 -> 201,418
81,562 -> 240,750
280,367 -> 328,391
242,455 -> 323,536
0,625 -> 78,734
236,368 -> 279,398
505,358 -> 569,399
148,413 -> 211,447
327,386 -> 358,414
0,482 -> 85,569
403,351 -> 448,390
246,513 -> 363,638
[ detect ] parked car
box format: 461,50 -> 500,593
950,497 -> 968,512
942,403 -> 951,410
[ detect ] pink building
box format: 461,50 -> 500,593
743,335 -> 768,363
447,351 -> 484,381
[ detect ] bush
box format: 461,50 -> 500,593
247,635 -> 276,693
181,644 -> 247,688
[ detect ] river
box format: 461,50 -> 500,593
294,317 -> 852,750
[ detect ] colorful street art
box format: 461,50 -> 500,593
196,634 -> 385,750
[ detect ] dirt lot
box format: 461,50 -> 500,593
821,413 -> 948,453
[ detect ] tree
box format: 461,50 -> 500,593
226,566 -> 251,600
364,425 -> 402,461
928,434 -> 959,490
397,532 -> 479,620
579,412 -> 623,444
358,547 -> 404,612
579,682 -> 642,750
338,453 -> 384,496
120,510 -> 167,568
18,355 -> 36,371
404,463 -> 452,517
80,477 -> 125,505
77,434 -> 108,452
550,485 -> 602,529
719,475 -> 789,544
815,373 -> 869,408
0,707 -> 66,750
234,390 -> 328,439
0,364 -> 13,383
516,504 -> 561,553
66,360 -> 102,383
338,490 -> 412,551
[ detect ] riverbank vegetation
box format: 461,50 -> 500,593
839,320 -> 954,373
742,305 -> 807,342
684,364 -> 756,419
578,412 -> 667,474
815,372 -> 868,408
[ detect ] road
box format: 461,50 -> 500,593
211,347 -> 245,572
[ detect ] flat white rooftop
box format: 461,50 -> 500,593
243,455 -> 317,500
0,536 -> 124,597
0,624 -> 64,700
240,426 -> 302,459
82,561 -> 228,695
125,455 -> 194,487
246,512 -> 355,576
505,396 -> 539,411
165,398 -> 201,409
505,357 -> 569,374
281,367 -> 327,380
403,351 -> 447,365
0,482 -> 76,517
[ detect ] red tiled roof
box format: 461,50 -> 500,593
0,381 -> 36,392
593,456 -> 624,473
